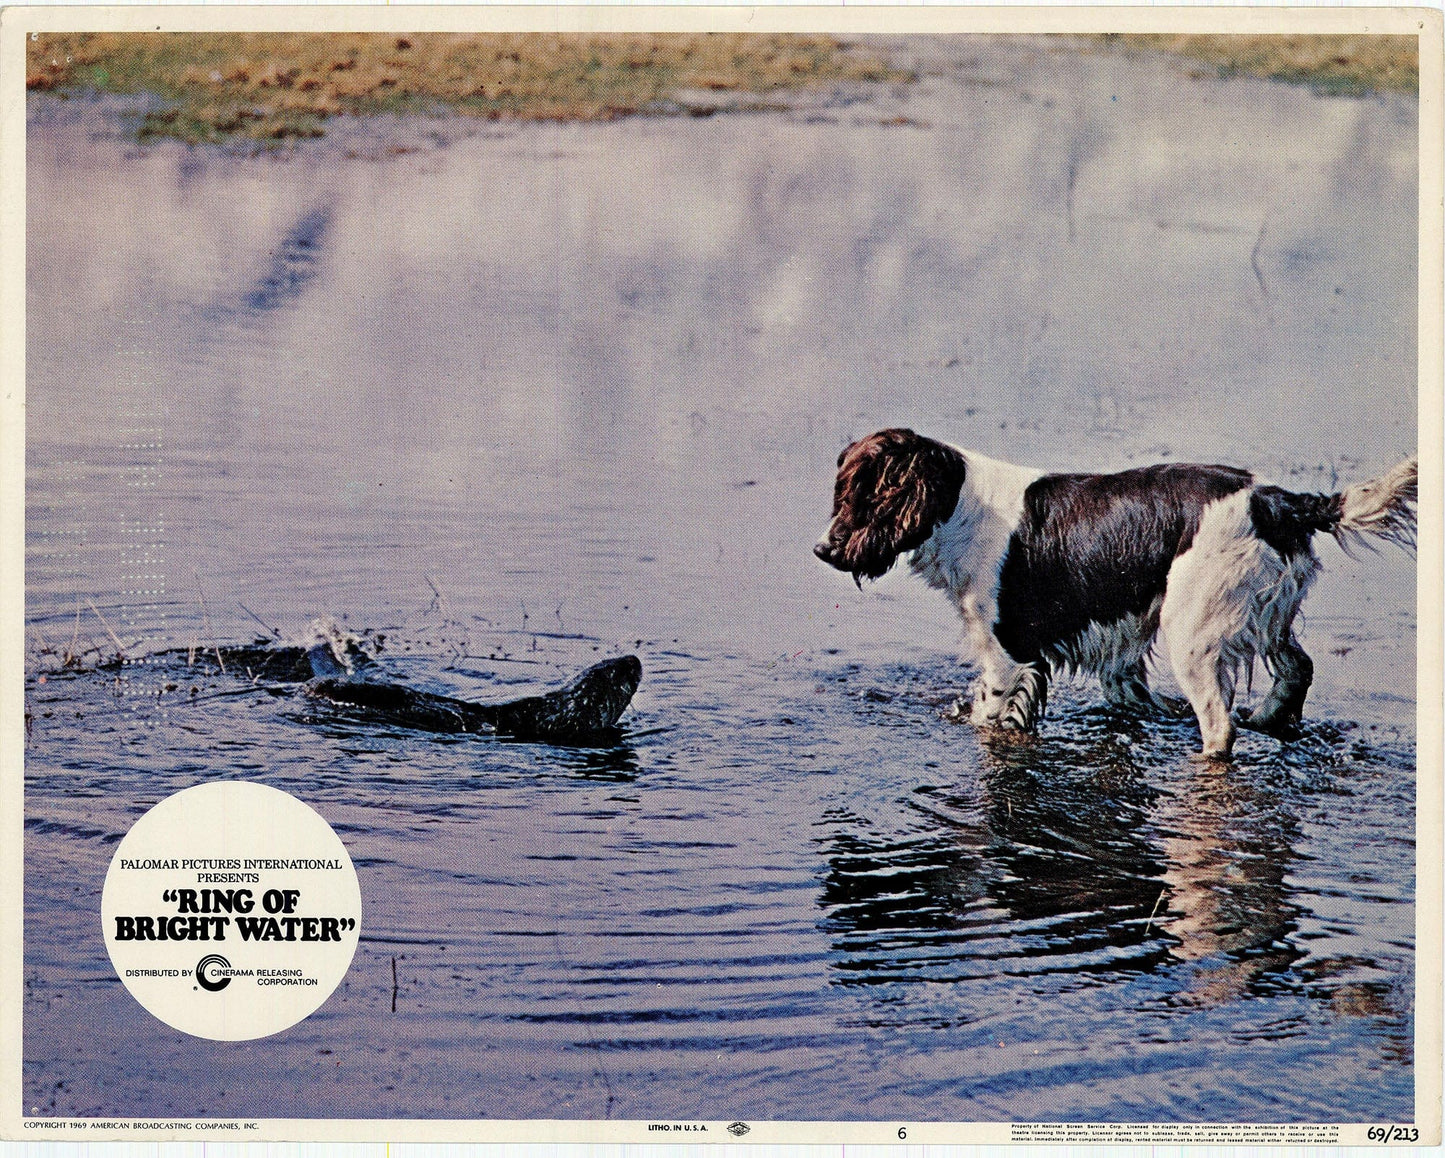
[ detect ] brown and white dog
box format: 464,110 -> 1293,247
814,428 -> 1417,758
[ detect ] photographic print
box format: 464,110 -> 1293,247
5,8 -> 1440,1142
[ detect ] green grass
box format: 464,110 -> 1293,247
28,32 -> 909,144
1093,34 -> 1419,97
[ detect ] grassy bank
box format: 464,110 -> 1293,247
27,32 -> 1417,146
26,32 -> 905,144
1095,34 -> 1418,97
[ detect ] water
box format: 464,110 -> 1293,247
24,37 -> 1418,1122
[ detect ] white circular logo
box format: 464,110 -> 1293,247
101,781 -> 362,1041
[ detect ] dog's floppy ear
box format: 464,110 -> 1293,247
832,429 -> 967,580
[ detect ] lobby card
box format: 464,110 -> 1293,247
3,5 -> 1440,1143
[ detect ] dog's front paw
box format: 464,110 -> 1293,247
998,702 -> 1038,732
966,685 -> 1008,725
999,666 -> 1047,732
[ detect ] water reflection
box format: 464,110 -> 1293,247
237,205 -> 333,314
1151,758 -> 1304,1004
820,717 -> 1306,996
527,738 -> 641,780
298,706 -> 643,774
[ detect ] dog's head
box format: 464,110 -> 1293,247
813,428 -> 968,584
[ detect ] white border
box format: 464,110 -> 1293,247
2,6 -> 1440,1144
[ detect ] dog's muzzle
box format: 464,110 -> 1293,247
814,538 -> 864,587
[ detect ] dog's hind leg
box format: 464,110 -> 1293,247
1241,632 -> 1313,739
1159,503 -> 1254,759
1162,638 -> 1238,759
1238,550 -> 1318,741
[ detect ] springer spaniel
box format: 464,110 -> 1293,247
813,428 -> 1417,758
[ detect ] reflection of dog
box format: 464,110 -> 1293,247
814,428 -> 1417,758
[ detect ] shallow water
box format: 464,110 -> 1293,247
24,37 -> 1418,1122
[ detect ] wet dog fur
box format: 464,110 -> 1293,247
814,428 -> 1417,758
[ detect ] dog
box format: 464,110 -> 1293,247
813,428 -> 1417,758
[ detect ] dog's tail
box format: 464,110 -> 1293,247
1251,457 -> 1417,560
1331,456 -> 1418,558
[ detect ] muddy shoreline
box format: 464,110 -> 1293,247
27,32 -> 1417,148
